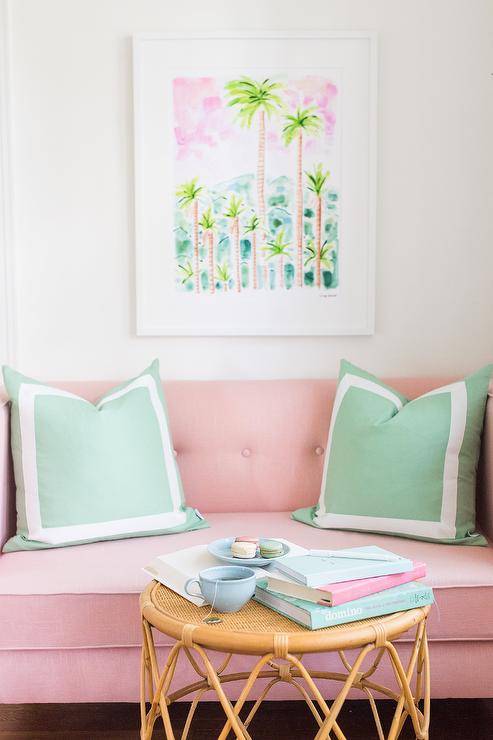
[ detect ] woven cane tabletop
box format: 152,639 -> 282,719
141,582 -> 430,656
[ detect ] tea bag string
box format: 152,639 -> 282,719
202,578 -> 222,624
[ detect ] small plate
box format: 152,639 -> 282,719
207,537 -> 290,567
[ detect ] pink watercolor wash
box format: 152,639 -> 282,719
173,74 -> 338,163
173,77 -> 237,161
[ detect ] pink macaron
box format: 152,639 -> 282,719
235,536 -> 259,544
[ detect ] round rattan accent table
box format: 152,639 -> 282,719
140,581 -> 430,740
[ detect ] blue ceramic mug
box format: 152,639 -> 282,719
184,565 -> 256,613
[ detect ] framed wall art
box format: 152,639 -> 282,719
133,32 -> 377,335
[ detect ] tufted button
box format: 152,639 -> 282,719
173,449 -> 178,458
315,446 -> 325,456
241,448 -> 251,458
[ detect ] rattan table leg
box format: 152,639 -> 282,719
286,654 -> 346,740
312,621 -> 430,740
242,678 -> 284,728
385,623 -> 430,740
191,643 -> 252,739
181,686 -> 209,740
141,620 -> 182,740
217,653 -> 275,740
314,643 -> 374,740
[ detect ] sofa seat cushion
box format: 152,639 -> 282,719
1,512 -> 493,650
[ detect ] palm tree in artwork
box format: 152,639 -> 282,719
282,107 -> 323,288
176,178 -> 204,293
244,212 -> 260,289
223,194 -> 245,292
224,77 -> 284,261
198,208 -> 217,294
305,164 -> 330,289
304,239 -> 336,288
216,261 -> 232,292
264,227 -> 292,289
177,260 -> 195,288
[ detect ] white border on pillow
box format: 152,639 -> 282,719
315,374 -> 467,539
19,374 -> 186,544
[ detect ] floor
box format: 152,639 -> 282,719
1,700 -> 492,739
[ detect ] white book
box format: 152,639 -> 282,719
143,537 -> 308,606
143,540 -> 308,605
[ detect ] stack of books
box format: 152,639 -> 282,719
254,546 -> 434,629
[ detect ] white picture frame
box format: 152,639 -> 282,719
133,31 -> 377,336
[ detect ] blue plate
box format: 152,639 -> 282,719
207,537 -> 290,567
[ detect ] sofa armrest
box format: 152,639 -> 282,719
0,396 -> 15,551
478,388 -> 493,541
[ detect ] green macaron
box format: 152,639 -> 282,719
259,539 -> 284,558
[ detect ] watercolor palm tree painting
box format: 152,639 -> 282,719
282,107 -> 323,287
173,73 -> 340,295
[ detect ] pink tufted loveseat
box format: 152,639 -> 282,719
1,377 -> 493,703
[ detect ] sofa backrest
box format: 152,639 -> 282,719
1,377 -> 492,548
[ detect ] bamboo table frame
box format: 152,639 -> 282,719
140,582 -> 430,740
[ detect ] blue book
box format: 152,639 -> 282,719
254,581 -> 434,630
273,546 -> 413,587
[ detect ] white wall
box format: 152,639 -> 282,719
4,0 -> 493,380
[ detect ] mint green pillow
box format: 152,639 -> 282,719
293,360 -> 492,545
2,360 -> 207,551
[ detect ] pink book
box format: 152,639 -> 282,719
265,561 -> 427,607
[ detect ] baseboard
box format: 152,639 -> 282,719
1,700 -> 493,739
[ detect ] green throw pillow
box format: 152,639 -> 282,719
2,360 -> 207,551
293,360 -> 492,545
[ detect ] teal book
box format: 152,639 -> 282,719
254,580 -> 434,630
273,546 -> 413,587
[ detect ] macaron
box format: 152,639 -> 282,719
259,539 -> 284,559
231,540 -> 257,558
235,536 -> 259,545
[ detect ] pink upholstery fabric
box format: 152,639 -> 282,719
1,641 -> 492,703
2,513 -> 493,651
